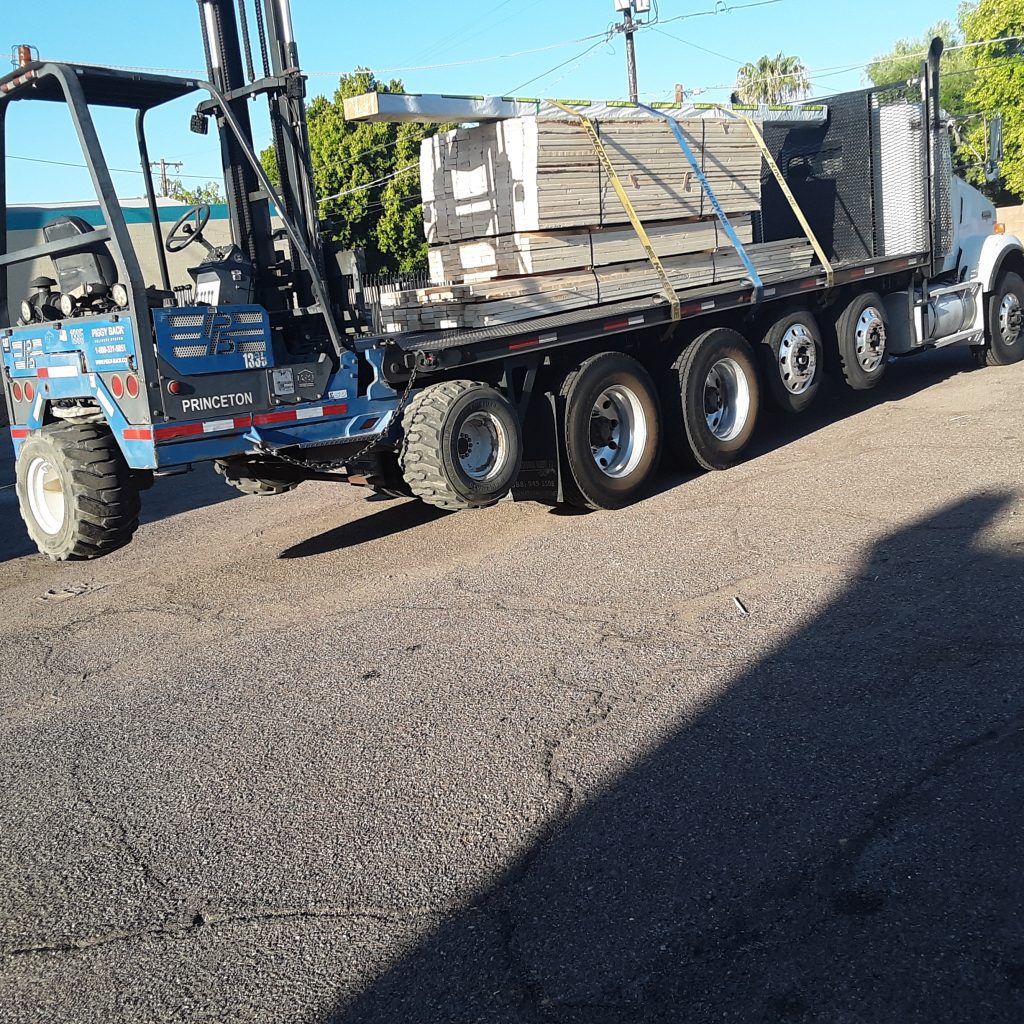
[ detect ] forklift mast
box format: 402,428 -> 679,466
196,0 -> 324,316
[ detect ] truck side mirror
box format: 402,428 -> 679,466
986,114 -> 1004,183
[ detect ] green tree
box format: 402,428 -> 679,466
168,179 -> 224,205
962,0 -> 1024,197
865,19 -> 975,119
734,53 -> 810,105
262,70 -> 437,274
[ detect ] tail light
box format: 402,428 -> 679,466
11,381 -> 23,402
167,380 -> 182,395
23,380 -> 34,402
110,374 -> 124,399
126,374 -> 140,398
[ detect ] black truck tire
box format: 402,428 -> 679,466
669,327 -> 760,471
214,458 -> 300,496
400,380 -> 522,510
832,291 -> 889,389
983,270 -> 1024,366
759,309 -> 823,414
559,351 -> 662,510
15,423 -> 140,561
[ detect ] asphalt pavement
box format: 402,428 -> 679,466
1,348 -> 1023,1023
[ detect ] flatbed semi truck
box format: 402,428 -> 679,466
1,3 -> 1021,560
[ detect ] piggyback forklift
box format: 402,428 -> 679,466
2,8 -> 1023,561
1,0 -> 413,559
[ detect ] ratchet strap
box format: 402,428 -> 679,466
737,114 -> 835,288
638,102 -> 764,304
548,99 -> 680,321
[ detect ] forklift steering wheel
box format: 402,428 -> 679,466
165,203 -> 212,253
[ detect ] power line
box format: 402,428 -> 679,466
6,153 -> 220,180
506,37 -> 614,95
651,27 -> 742,65
46,32 -> 615,81
649,33 -> 1024,97
317,164 -> 418,205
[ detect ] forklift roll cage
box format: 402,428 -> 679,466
0,55 -> 346,364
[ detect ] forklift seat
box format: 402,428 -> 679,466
42,215 -> 118,295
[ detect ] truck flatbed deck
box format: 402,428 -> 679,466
379,251 -> 931,378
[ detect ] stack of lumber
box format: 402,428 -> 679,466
420,117 -> 762,245
427,216 -> 749,283
375,113 -> 818,335
378,238 -> 815,333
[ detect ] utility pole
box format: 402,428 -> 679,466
150,158 -> 184,198
614,0 -> 649,103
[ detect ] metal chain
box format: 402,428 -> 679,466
257,364 -> 420,475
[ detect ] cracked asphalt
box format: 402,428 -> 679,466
1,348 -> 1023,1023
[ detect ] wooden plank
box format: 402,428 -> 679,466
343,92 -> 538,124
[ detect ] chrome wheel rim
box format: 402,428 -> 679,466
704,358 -> 751,442
854,307 -> 886,372
26,456 -> 65,535
999,292 -> 1022,347
778,324 -> 817,395
457,411 -> 507,482
589,384 -> 647,478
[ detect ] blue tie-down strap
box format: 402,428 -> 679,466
638,103 -> 764,304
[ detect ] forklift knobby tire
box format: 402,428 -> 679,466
670,327 -> 760,472
833,291 -> 889,390
759,309 -> 823,415
214,459 -> 300,497
559,352 -> 662,510
15,423 -> 140,561
400,380 -> 522,510
983,270 -> 1024,366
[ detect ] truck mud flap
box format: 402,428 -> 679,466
511,390 -> 580,507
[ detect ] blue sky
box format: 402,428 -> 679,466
2,0 -> 959,205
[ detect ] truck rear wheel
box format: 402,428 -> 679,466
833,291 -> 888,389
400,380 -> 522,510
669,328 -> 760,471
983,270 -> 1024,366
559,352 -> 661,510
15,423 -> 140,561
760,310 -> 823,414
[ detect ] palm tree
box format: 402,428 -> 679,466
734,53 -> 810,105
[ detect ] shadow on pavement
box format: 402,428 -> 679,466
279,500 -> 451,559
332,491 -> 1024,1023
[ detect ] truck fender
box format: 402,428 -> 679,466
974,234 -> 1024,294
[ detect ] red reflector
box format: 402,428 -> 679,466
10,427 -> 30,438
233,415 -> 251,428
23,381 -> 34,402
123,427 -> 154,441
154,422 -> 205,440
167,380 -> 182,396
11,382 -> 23,403
110,374 -> 124,399
126,374 -> 140,399
603,320 -> 629,331
253,409 -> 297,426
359,417 -> 379,431
323,403 -> 349,416
37,367 -> 50,378
508,338 -> 539,351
